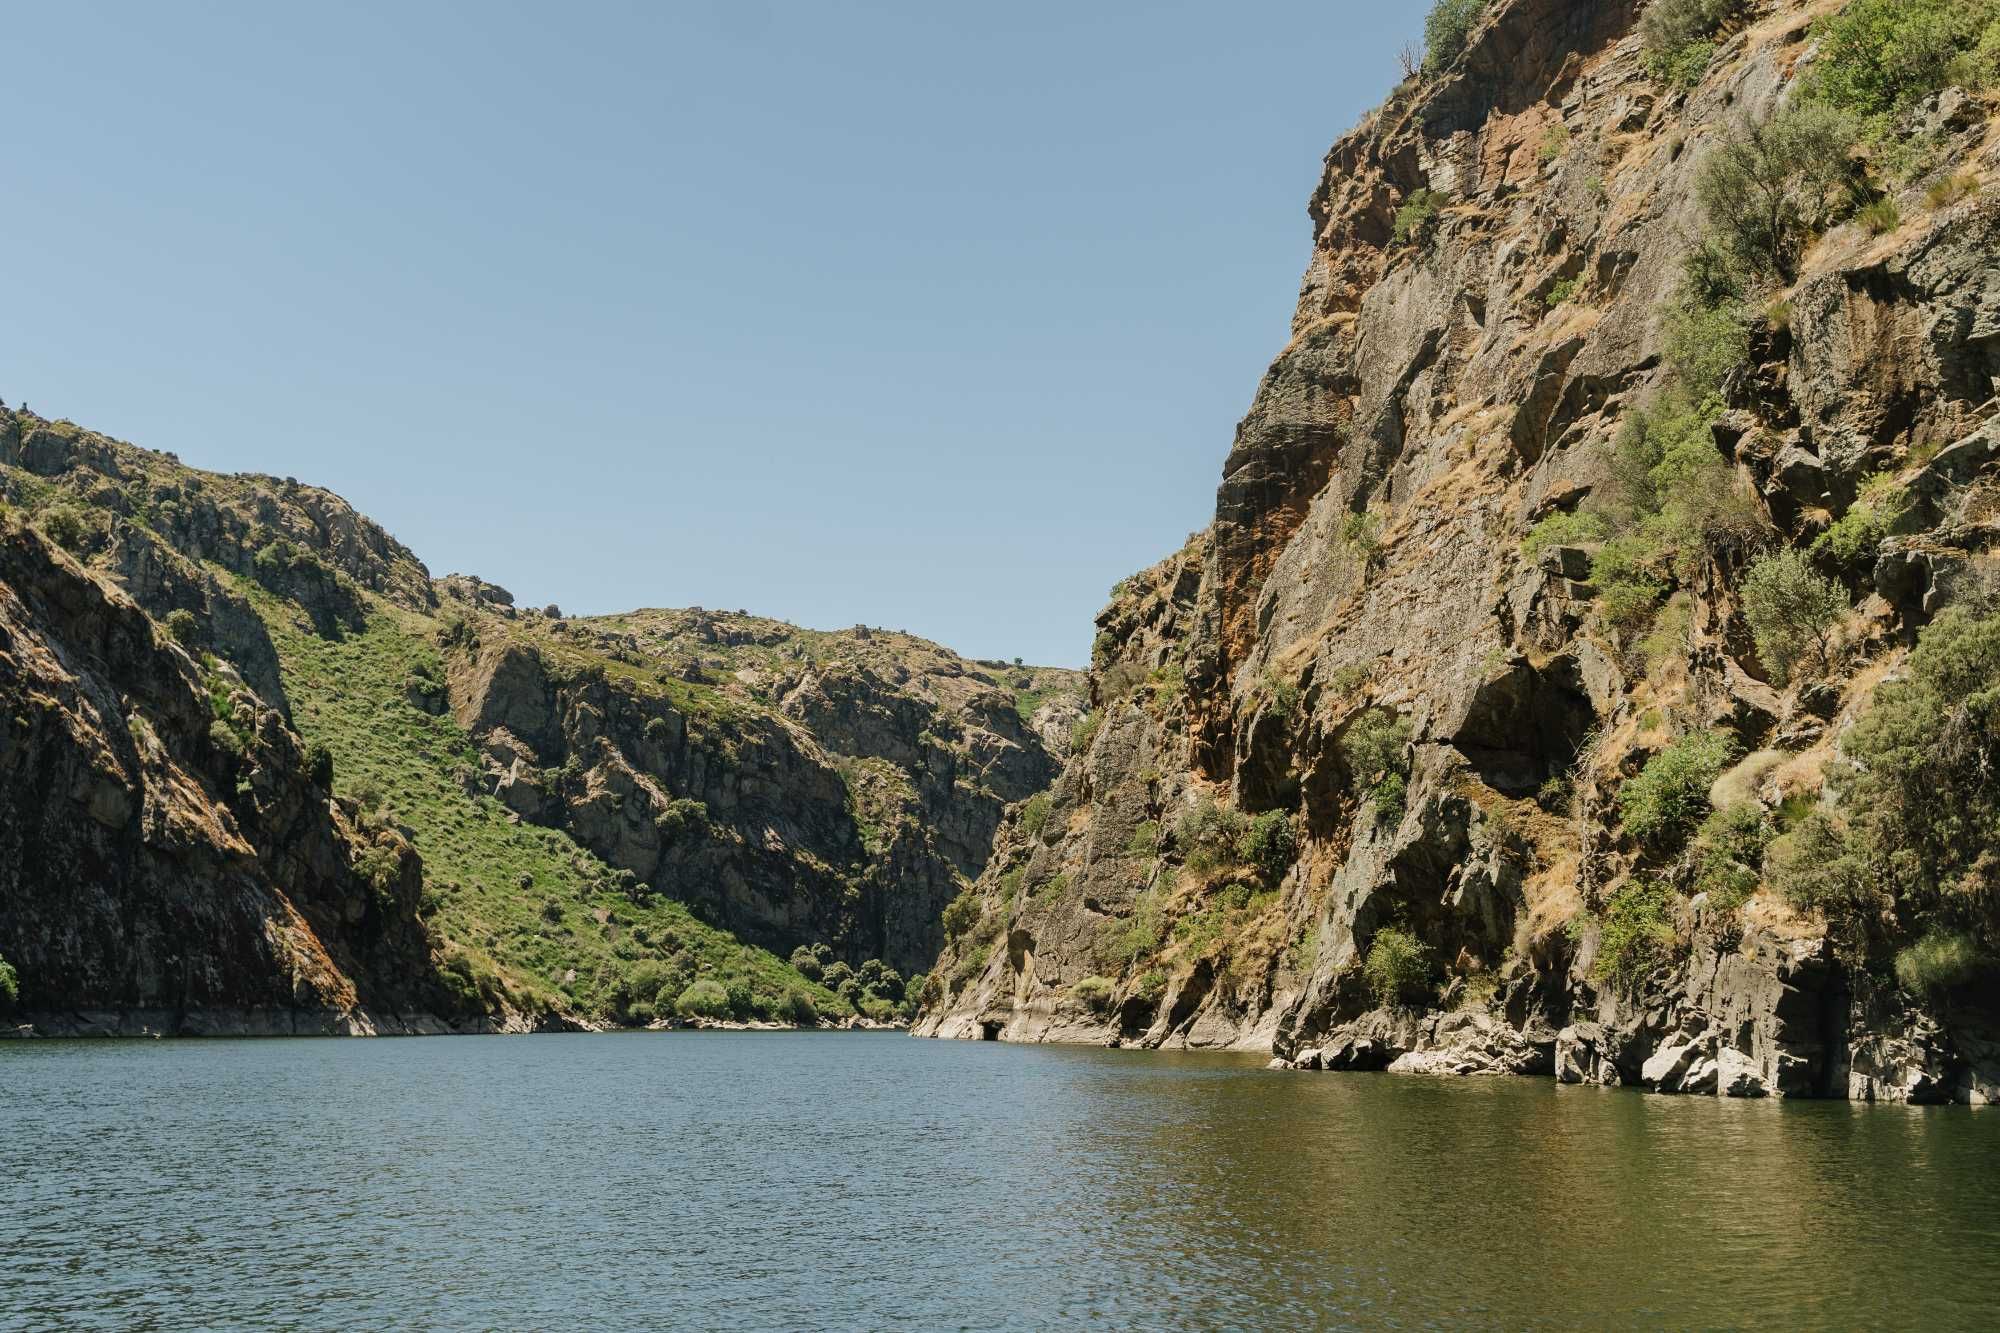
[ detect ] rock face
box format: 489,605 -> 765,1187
437,604 -> 1083,973
0,516 -> 455,1031
918,0 -> 2000,1100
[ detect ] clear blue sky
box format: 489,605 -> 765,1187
4,2 -> 1419,667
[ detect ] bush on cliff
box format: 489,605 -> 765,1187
1618,730 -> 1737,850
1740,549 -> 1848,684
1363,928 -> 1433,1006
1020,791 -> 1053,839
1807,0 -> 2000,119
1640,0 -> 1741,88
788,945 -> 824,982
1814,473 -> 1911,569
1071,975 -> 1116,1012
1697,102 -> 1860,283
1241,810 -> 1297,882
1422,0 -> 1487,73
1894,931 -> 1982,995
1590,880 -> 1677,987
1392,189 -> 1445,248
1522,509 -> 1608,557
1762,608 -> 2000,974
0,954 -> 18,1013
940,890 -> 982,940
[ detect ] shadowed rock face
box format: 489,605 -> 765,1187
918,0 -> 2000,1102
0,518 -> 454,1031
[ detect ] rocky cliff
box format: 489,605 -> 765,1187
0,407 -> 1081,1032
917,0 -> 2000,1103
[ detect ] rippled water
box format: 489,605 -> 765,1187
4,1033 -> 1996,1329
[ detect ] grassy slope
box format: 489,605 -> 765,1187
244,581 -> 847,1025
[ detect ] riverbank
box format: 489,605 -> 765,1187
3,1009 -> 908,1039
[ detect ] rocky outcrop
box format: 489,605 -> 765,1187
439,607 -> 1083,974
0,516 -> 461,1033
918,0 -> 2000,1101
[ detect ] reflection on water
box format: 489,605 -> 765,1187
3,1033 -> 1995,1328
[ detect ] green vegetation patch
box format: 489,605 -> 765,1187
1363,927 -> 1434,1006
1618,730 -> 1737,851
247,585 -> 842,1025
1422,0 -> 1488,73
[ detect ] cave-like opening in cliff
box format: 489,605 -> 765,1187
1451,655 -> 1597,798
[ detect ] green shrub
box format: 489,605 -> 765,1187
1072,974 -> 1116,1012
1618,730 -> 1737,850
1126,820 -> 1159,857
1894,930 -> 1981,995
1681,239 -> 1743,310
1640,0 -> 1741,86
38,505 -> 88,551
1241,810 -> 1297,881
951,942 -> 992,987
1095,889 -> 1164,970
305,743 -> 335,790
1591,880 -> 1677,987
1261,672 -> 1301,721
1338,709 -> 1411,791
1814,473 -> 1910,567
1649,38 -> 1720,88
1538,123 -> 1571,164
821,960 -> 854,991
1545,276 -> 1581,308
1523,509 -> 1609,557
1363,927 -> 1434,1006
1369,772 -> 1408,826
1696,102 -> 1861,282
163,608 -> 199,647
1392,189 -> 1446,247
788,945 -> 824,982
1762,810 -> 1870,914
940,890 -> 982,940
1070,712 -> 1102,755
0,954 -> 17,1013
1636,595 -> 1693,679
1590,532 -> 1671,635
1807,0 -> 2000,118
1340,508 -> 1383,554
1327,662 -> 1373,696
1661,298 -> 1750,401
784,988 -> 819,1025
1020,791 -> 1053,838
1422,0 -> 1488,71
1174,796 -> 1248,858
1691,803 -> 1770,908
1821,608 -> 2000,920
1740,549 -> 1849,684
674,978 -> 731,1019
1133,969 -> 1168,1003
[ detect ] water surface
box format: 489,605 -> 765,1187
4,1033 -> 1995,1328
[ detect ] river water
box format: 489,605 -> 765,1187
3,1032 -> 1995,1329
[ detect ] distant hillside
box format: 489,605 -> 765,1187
0,405 -> 1084,1033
